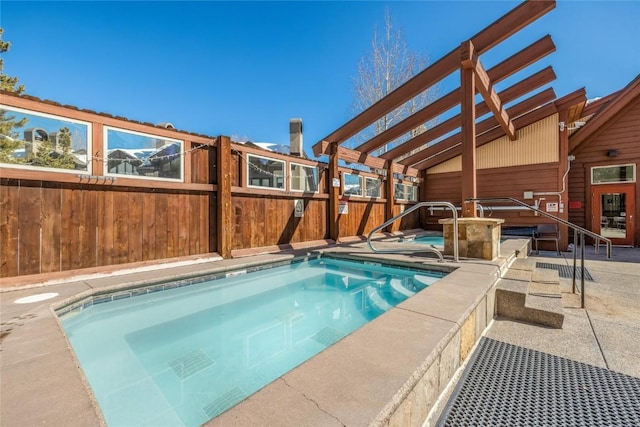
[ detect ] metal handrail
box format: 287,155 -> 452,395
467,197 -> 612,308
366,201 -> 459,262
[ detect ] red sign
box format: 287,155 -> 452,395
568,201 -> 582,209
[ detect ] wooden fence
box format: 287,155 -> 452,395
0,92 -> 420,278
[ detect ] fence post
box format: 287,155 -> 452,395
216,135 -> 233,258
328,141 -> 340,242
385,162 -> 395,233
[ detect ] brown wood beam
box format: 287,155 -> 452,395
399,87 -> 557,167
460,41 -> 478,217
311,0 -> 556,156
385,162 -> 395,232
467,43 -> 516,140
216,135 -> 233,258
314,140 -> 419,177
553,87 -> 587,124
328,142 -> 340,241
381,73 -> 556,162
354,36 -> 556,155
414,102 -> 558,170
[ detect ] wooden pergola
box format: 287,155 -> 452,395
311,0 -> 585,241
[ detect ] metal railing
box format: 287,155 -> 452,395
366,201 -> 459,262
467,197 -> 612,308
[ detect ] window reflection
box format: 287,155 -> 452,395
0,106 -> 89,171
105,127 -> 183,180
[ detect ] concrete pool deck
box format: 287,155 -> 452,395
1,236 -> 638,426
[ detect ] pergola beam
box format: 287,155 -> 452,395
462,40 -> 516,140
311,0 -> 556,156
380,70 -> 556,161
400,88 -> 557,167
413,102 -> 558,170
314,141 -> 419,177
354,35 -> 555,155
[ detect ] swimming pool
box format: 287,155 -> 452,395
59,256 -> 446,426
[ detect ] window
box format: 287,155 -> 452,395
343,173 -> 363,196
247,154 -> 285,190
365,177 -> 381,198
407,185 -> 419,201
105,127 -> 183,180
0,105 -> 90,173
394,183 -> 406,200
290,162 -> 318,192
591,164 -> 636,184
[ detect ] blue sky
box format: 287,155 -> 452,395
2,1 -> 639,156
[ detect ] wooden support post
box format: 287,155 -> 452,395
216,135 -> 233,258
385,163 -> 396,232
461,41 -> 477,218
557,111 -> 569,250
328,142 -> 340,242
420,169 -> 428,229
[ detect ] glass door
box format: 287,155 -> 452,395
592,184 -> 635,245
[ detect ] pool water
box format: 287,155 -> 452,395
60,257 -> 445,426
412,235 -> 445,246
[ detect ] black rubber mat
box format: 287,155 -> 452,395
437,338 -> 640,426
536,262 -> 594,281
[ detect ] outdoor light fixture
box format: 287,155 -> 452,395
606,150 -> 618,157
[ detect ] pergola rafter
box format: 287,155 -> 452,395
315,0 -> 564,237
380,68 -> 557,162
461,40 -> 516,140
311,0 -> 556,156
401,88 -> 558,168
353,35 -> 556,155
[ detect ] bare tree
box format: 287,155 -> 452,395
350,10 -> 438,155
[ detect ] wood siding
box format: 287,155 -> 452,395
568,95 -> 640,245
0,93 -> 424,279
422,163 -> 562,229
231,195 -> 327,249
0,179 -> 213,277
428,114 -> 559,174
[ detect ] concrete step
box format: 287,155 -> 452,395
496,265 -> 564,329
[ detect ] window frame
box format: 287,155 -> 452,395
591,164 -> 636,185
0,104 -> 92,175
343,173 -> 363,197
289,161 -> 319,193
394,182 -> 407,200
246,153 -> 286,191
104,126 -> 184,182
365,177 -> 381,198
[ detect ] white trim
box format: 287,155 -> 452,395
246,153 -> 286,191
343,173 -> 363,197
103,126 -> 184,182
365,176 -> 381,198
0,104 -> 92,175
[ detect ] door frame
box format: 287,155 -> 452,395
591,183 -> 636,246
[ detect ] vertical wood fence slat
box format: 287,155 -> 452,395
154,192 -> 168,260
17,181 -> 41,275
1,179 -> 20,277
142,191 -> 156,261
128,191 -> 144,263
40,182 -> 61,273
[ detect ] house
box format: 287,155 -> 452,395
568,74 -> 640,247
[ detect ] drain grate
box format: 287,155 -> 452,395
536,262 -> 594,281
437,338 -> 640,426
311,327 -> 345,347
168,349 -> 214,380
203,387 -> 247,418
